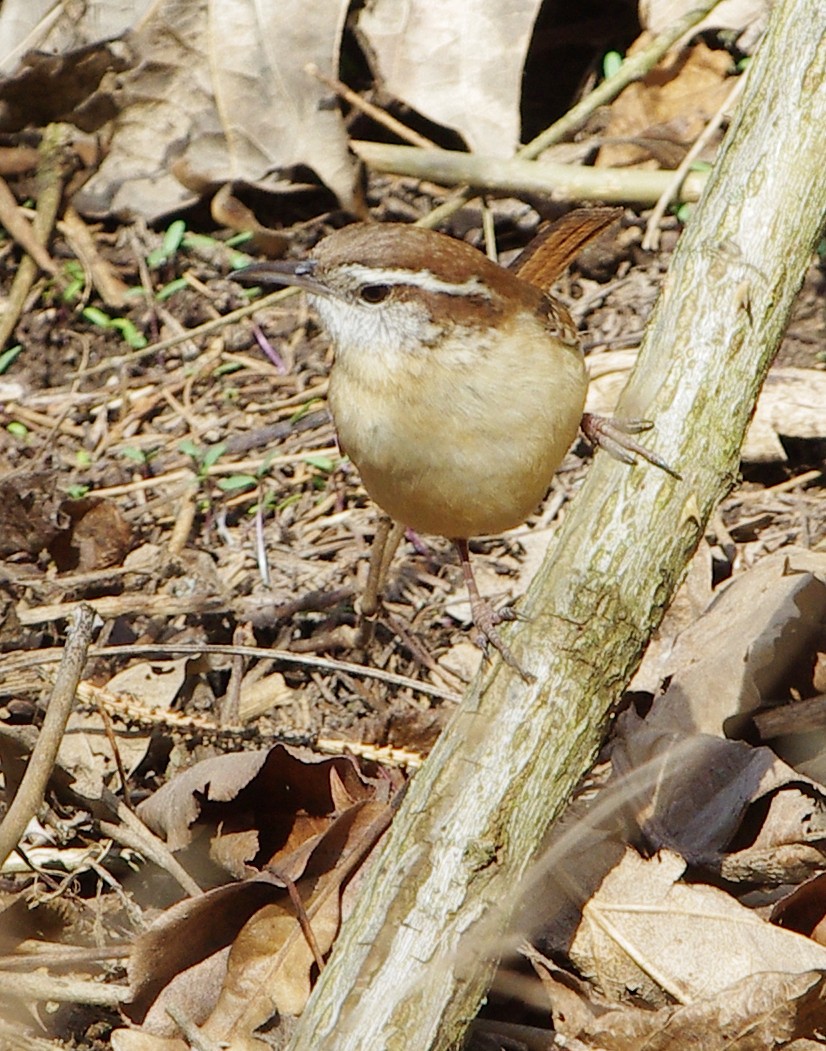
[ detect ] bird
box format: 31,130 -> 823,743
236,210 -> 673,678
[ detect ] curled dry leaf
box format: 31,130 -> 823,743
569,848 -> 826,1008
121,800 -> 392,1044
0,0 -> 359,220
136,743 -> 390,869
53,497 -> 133,571
356,0 -> 543,156
210,183 -> 288,259
533,951 -> 826,1050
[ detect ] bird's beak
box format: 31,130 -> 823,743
234,259 -> 327,296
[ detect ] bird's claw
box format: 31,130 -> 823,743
469,598 -> 535,682
580,412 -> 681,479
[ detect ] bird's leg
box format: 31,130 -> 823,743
455,539 -> 534,682
291,517 -> 403,655
580,412 -> 681,479
354,517 -> 405,649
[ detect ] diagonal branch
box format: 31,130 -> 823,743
288,0 -> 826,1045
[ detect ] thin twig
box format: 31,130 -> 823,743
643,69 -> 749,249
520,0 -> 723,158
306,63 -> 437,149
0,967 -> 124,1007
2,642 -> 461,704
99,789 -> 203,898
282,873 -> 327,973
0,604 -> 95,872
413,0 -> 722,227
95,701 -> 132,808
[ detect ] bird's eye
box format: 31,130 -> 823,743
359,284 -> 391,304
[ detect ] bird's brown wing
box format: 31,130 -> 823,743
510,207 -> 623,290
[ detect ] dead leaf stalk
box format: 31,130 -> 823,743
0,604 -> 95,872
0,124 -> 64,349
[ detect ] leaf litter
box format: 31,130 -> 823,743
0,4 -> 824,1050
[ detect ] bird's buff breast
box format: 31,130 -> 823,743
328,326 -> 587,539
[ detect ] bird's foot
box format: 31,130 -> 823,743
468,596 -> 535,683
580,412 -> 681,479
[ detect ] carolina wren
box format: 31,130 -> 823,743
237,210 -> 672,676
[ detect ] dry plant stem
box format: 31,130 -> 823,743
0,125 -> 63,348
643,70 -> 749,250
287,0 -> 826,1046
353,140 -> 708,206
167,474 -> 198,554
416,0 -> 720,228
0,971 -> 125,1007
0,175 -> 56,275
59,204 -> 129,307
0,604 -> 94,872
282,874 -> 327,973
306,63 -> 437,150
99,791 -> 203,898
520,0 -> 722,158
3,642 -> 460,704
95,701 -> 131,805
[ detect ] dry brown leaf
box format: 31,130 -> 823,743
0,1 -> 359,219
122,801 -> 391,1043
202,800 -> 389,1039
570,848 -> 826,1007
0,37 -> 129,132
596,41 -> 734,169
136,743 -> 383,858
51,497 -> 133,572
55,709 -> 150,798
0,472 -> 63,558
356,0 -> 543,156
772,872 -> 826,945
105,658 -> 189,714
612,715 -> 826,865
641,0 -> 771,53
125,878 -> 284,1029
534,951 -> 826,1050
200,882 -> 339,1035
636,547 -> 826,737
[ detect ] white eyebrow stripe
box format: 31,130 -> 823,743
346,264 -> 492,299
